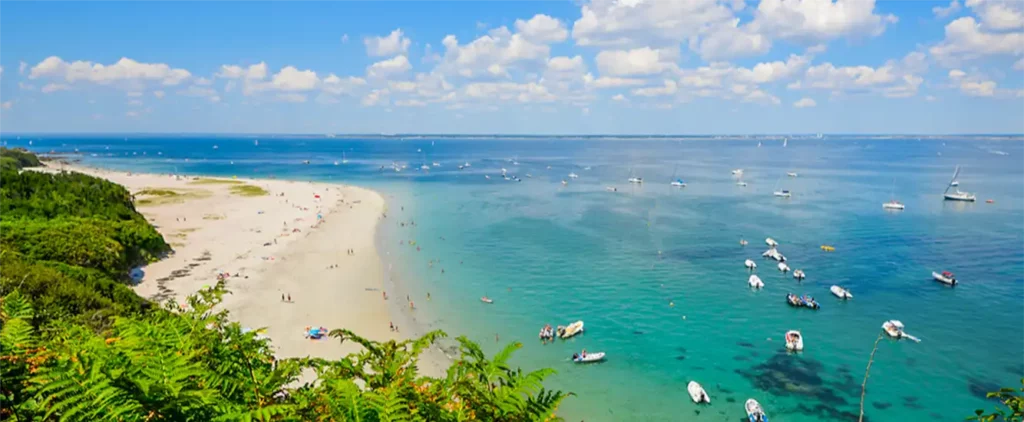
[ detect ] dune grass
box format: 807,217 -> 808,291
136,188 -> 180,197
229,184 -> 268,197
134,188 -> 211,207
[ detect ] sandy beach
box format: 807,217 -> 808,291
41,164 -> 444,377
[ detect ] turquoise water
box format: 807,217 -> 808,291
7,135 -> 1023,421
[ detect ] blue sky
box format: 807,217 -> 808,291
1,1 -> 1022,134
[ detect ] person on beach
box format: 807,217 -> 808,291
409,301 -> 415,310
287,294 -> 291,302
390,321 -> 394,332
427,293 -> 431,300
281,293 -> 285,302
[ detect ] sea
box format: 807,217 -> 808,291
5,134 -> 1023,421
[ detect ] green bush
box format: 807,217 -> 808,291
0,147 -> 42,171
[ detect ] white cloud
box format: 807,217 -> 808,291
127,91 -> 144,97
572,0 -> 737,47
389,80 -> 418,92
733,54 -> 811,84
926,95 -> 938,101
365,29 -> 412,57
217,62 -> 268,80
794,52 -> 927,98
18,82 -> 35,91
933,0 -> 962,18
547,55 -> 586,73
0,66 -> 4,77
743,89 -> 782,105
395,99 -> 427,107
959,79 -> 996,96
806,43 -> 828,55
750,0 -> 897,42
595,47 -> 678,76
41,83 -> 70,93
128,99 -> 144,106
583,73 -> 647,88
793,97 -> 817,107
929,17 -> 1024,65
19,61 -> 27,75
29,56 -> 191,86
268,66 -> 319,91
154,90 -> 165,99
2,101 -> 12,110
612,93 -> 627,101
362,89 -> 390,106
967,0 -> 1024,30
341,34 -> 349,44
194,77 -> 213,86
695,19 -> 771,60
437,27 -> 551,78
125,111 -> 140,118
514,14 -> 568,43
949,69 -> 967,79
368,55 -> 412,78
462,81 -> 555,103
179,85 -> 221,102
323,74 -> 367,95
631,80 -> 678,97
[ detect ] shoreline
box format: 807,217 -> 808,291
39,162 -> 448,378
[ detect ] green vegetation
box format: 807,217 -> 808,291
134,188 -> 210,207
0,147 -> 42,172
134,188 -> 180,197
189,178 -> 244,185
0,149 -> 572,421
230,184 -> 269,197
970,380 -> 1024,421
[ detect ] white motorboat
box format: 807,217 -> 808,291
943,165 -> 976,201
432,162 -> 441,167
458,165 -> 465,170
783,138 -> 788,147
737,180 -> 748,187
883,200 -> 905,210
421,164 -> 430,170
745,398 -> 768,422
932,271 -> 958,286
765,238 -> 778,247
333,161 -> 339,166
501,168 -> 508,175
748,275 -> 764,288
572,351 -> 605,363
559,320 -> 584,339
605,186 -> 617,192
526,174 -> 533,178
793,269 -> 805,280
773,189 -> 791,198
670,179 -> 687,187
785,330 -> 804,351
568,172 -> 579,179
744,259 -> 757,269
830,285 -> 853,299
212,145 -> 219,150
787,172 -> 798,177
732,169 -> 744,175
687,381 -> 710,404
464,161 -> 471,168
778,262 -> 790,272
485,175 -> 490,179
628,177 -> 643,184
762,248 -> 786,262
740,239 -> 749,246
480,296 -> 493,304
882,320 -> 920,342
561,180 -> 568,186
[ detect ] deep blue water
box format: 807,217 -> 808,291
6,134 -> 1023,421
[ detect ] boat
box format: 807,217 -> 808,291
830,285 -> 853,299
732,169 -> 744,175
559,320 -> 584,339
212,145 -> 219,149
302,160 -> 311,165
687,381 -> 710,404
342,152 -> 349,164
583,166 -> 591,170
792,269 -> 805,280
464,161 -> 471,168
539,325 -> 554,340
882,179 -> 904,209
744,259 -> 757,269
943,165 -> 976,201
783,138 -> 788,147
627,169 -> 643,184
433,162 -> 440,167
561,180 -> 568,186
820,245 -> 835,252
785,330 -> 804,351
932,271 -> 958,286
777,262 -> 790,272
765,238 -> 778,247
605,186 -> 617,192
772,176 -> 791,197
485,175 -> 490,179
670,179 -> 687,187
802,295 -> 820,309
526,174 -> 533,178
762,248 -> 786,262
787,172 -> 797,177
787,294 -> 819,309
254,140 -> 258,146
786,293 -> 802,307
736,180 -> 748,187
882,320 -> 920,342
986,199 -> 994,203
745,398 -> 768,422
748,275 -> 764,288
481,296 -> 493,304
571,351 -> 605,363
740,239 -> 749,246
568,172 -> 579,179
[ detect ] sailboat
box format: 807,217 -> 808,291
627,167 -> 643,184
883,179 -> 905,210
773,175 -> 791,197
943,165 -> 976,201
670,165 -> 686,187
783,138 -> 788,147
342,152 -> 349,164
254,139 -> 259,146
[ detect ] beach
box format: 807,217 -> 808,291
41,163 -> 446,377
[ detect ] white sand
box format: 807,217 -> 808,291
40,164 -> 443,377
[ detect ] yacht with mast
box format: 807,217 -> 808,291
773,176 -> 791,198
943,165 -> 976,201
883,179 -> 905,210
670,165 -> 686,187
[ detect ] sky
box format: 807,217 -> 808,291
1,0 -> 1022,135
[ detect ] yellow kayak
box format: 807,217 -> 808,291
820,245 -> 835,252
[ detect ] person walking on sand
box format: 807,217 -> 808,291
281,293 -> 285,302
390,321 -> 394,332
409,301 -> 415,310
287,293 -> 291,302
